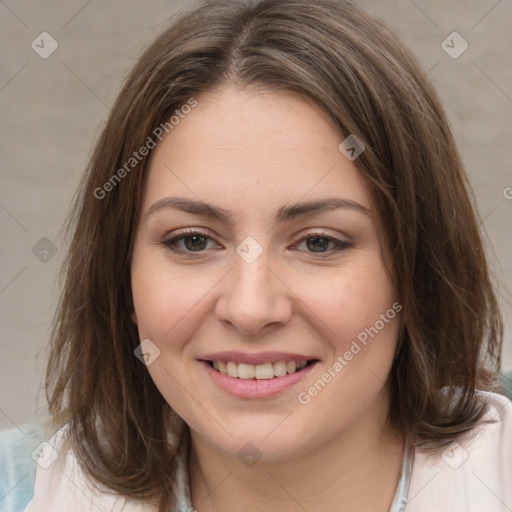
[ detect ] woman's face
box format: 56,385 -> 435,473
131,85 -> 402,460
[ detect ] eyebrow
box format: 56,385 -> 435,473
145,196 -> 370,223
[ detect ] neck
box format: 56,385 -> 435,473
188,387 -> 405,512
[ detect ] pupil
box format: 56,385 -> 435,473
307,236 -> 328,252
185,235 -> 207,251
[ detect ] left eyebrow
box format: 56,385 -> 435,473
276,198 -> 370,221
145,196 -> 371,224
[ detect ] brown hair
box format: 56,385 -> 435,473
46,0 -> 503,509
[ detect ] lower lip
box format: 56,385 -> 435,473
200,360 -> 318,399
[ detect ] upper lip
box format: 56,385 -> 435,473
199,351 -> 319,365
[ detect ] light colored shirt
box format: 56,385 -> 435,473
1,390 -> 510,512
406,390 -> 512,511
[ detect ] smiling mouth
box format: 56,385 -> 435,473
203,359 -> 319,380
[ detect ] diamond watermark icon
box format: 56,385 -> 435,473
236,236 -> 263,264
237,442 -> 262,468
338,134 -> 365,161
134,338 -> 161,366
32,237 -> 58,263
31,32 -> 59,59
441,32 -> 468,59
441,441 -> 469,469
31,441 -> 59,469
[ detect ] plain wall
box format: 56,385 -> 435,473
1,0 -> 511,431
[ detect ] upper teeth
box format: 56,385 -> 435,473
213,360 -> 308,379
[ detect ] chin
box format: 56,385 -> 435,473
193,414 -> 315,462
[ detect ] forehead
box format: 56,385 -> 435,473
142,85 -> 372,216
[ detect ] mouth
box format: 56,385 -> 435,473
200,359 -> 319,380
197,351 -> 321,398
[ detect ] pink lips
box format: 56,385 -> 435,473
199,358 -> 319,399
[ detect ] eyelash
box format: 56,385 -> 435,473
161,228 -> 352,256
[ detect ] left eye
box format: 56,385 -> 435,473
162,231 -> 351,255
293,234 -> 350,254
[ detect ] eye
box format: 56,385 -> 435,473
291,231 -> 352,255
162,229 -> 220,253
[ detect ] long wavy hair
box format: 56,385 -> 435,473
46,0 -> 503,509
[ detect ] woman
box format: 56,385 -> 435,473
2,0 -> 511,511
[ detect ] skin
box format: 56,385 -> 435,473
131,84 -> 404,512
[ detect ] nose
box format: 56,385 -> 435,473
215,245 -> 293,337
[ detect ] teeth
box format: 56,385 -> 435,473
212,360 -> 310,379
238,363 -> 255,379
226,361 -> 238,378
255,362 -> 274,380
273,361 -> 287,377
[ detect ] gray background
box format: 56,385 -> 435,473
1,0 -> 511,430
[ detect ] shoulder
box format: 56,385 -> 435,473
23,425 -> 159,512
0,423 -> 46,512
407,391 -> 512,512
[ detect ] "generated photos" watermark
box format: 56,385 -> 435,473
297,302 -> 402,405
94,98 -> 197,200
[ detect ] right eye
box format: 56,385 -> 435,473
162,229 -> 221,254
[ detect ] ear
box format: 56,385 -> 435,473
131,310 -> 138,325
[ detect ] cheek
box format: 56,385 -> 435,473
296,259 -> 398,352
292,262 -> 400,432
131,258 -> 215,347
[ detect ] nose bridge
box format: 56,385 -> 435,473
235,241 -> 272,294
233,236 -> 277,305
216,236 -> 291,335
